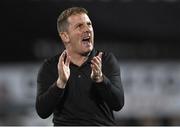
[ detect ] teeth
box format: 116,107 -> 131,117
82,37 -> 90,42
83,36 -> 90,40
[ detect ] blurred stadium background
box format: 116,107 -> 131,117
1,0 -> 180,125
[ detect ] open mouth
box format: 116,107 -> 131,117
82,36 -> 91,42
82,36 -> 91,47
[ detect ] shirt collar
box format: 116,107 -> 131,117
86,48 -> 98,64
68,48 -> 98,67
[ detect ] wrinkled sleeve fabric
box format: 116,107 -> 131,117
94,52 -> 124,111
35,59 -> 64,119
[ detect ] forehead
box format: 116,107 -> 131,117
67,13 -> 91,26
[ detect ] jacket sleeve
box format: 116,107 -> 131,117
35,59 -> 65,119
94,52 -> 124,111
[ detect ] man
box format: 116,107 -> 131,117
36,7 -> 124,126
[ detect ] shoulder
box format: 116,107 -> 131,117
99,50 -> 119,66
98,50 -> 118,63
99,50 -> 120,75
41,53 -> 60,68
37,53 -> 61,77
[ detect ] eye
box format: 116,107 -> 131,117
87,22 -> 92,26
76,24 -> 83,29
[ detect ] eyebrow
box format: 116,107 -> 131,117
75,21 -> 91,27
73,23 -> 81,29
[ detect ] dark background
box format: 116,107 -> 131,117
1,0 -> 180,62
0,0 -> 180,125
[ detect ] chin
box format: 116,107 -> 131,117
81,49 -> 93,56
87,47 -> 93,52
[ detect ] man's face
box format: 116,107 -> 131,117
66,13 -> 94,55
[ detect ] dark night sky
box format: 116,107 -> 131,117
1,1 -> 180,61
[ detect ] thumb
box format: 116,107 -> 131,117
98,52 -> 103,58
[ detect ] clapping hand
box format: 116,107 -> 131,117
57,50 -> 71,88
91,52 -> 103,83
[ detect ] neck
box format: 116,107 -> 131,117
67,50 -> 90,67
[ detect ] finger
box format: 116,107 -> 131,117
96,52 -> 103,62
65,54 -> 71,66
58,50 -> 66,66
91,57 -> 102,68
91,64 -> 97,76
92,57 -> 101,65
95,56 -> 101,63
90,64 -> 94,70
91,60 -> 101,71
98,52 -> 103,59
91,63 -> 96,71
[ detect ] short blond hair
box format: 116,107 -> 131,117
57,7 -> 88,33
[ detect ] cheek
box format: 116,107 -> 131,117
74,34 -> 82,43
72,40 -> 82,49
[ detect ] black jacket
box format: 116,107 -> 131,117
36,49 -> 124,125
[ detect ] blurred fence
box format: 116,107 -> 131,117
0,61 -> 180,125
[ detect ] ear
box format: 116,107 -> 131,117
59,32 -> 70,45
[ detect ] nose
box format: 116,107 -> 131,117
83,24 -> 91,33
